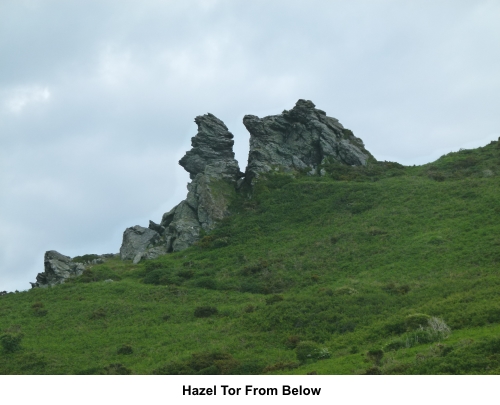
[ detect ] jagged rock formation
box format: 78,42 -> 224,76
31,250 -> 85,288
33,100 -> 375,284
123,113 -> 243,262
243,99 -> 373,182
179,113 -> 242,181
31,251 -> 115,288
121,101 -> 374,262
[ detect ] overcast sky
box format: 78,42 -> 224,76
1,0 -> 499,292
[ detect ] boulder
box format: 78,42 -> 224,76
243,99 -> 374,182
32,250 -> 85,288
137,245 -> 170,263
119,225 -> 160,261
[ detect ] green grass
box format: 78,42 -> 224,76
1,139 -> 500,374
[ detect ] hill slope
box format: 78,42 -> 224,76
1,140 -> 500,374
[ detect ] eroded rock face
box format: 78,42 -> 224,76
31,250 -> 85,288
122,113 -> 242,262
162,114 -> 242,250
179,113 -> 242,181
243,99 -> 374,181
119,225 -> 160,261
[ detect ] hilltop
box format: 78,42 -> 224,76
1,101 -> 500,374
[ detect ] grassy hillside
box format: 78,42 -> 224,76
1,139 -> 500,374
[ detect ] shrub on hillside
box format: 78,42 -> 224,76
383,282 -> 410,295
407,337 -> 500,374
143,268 -> 181,286
31,302 -> 48,317
194,277 -> 217,290
153,351 -> 240,375
103,363 -> 131,375
144,261 -> 166,272
265,295 -> 284,305
385,316 -> 451,351
72,254 -> 100,264
117,344 -> 133,355
194,306 -> 218,318
0,333 -> 23,353
366,348 -> 384,366
240,259 -> 268,276
177,269 -> 195,279
243,304 -> 256,313
263,361 -> 300,373
405,314 -> 431,331
364,366 -> 382,375
285,335 -> 301,349
189,352 -> 239,374
89,308 -> 106,320
295,341 -> 331,363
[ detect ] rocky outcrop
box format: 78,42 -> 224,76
31,251 -> 116,288
179,113 -> 242,181
29,100 -> 376,288
33,100 -> 376,281
119,101 -> 375,263
31,250 -> 85,288
119,225 -> 161,263
243,99 -> 374,182
121,113 -> 243,262
31,100 -> 374,275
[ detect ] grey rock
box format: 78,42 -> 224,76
132,252 -> 143,264
119,225 -> 160,261
164,200 -> 202,252
243,99 -> 374,182
148,220 -> 165,234
141,245 -> 169,261
146,113 -> 242,255
179,113 -> 243,181
160,205 -> 177,229
185,172 -> 235,231
32,250 -> 86,288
